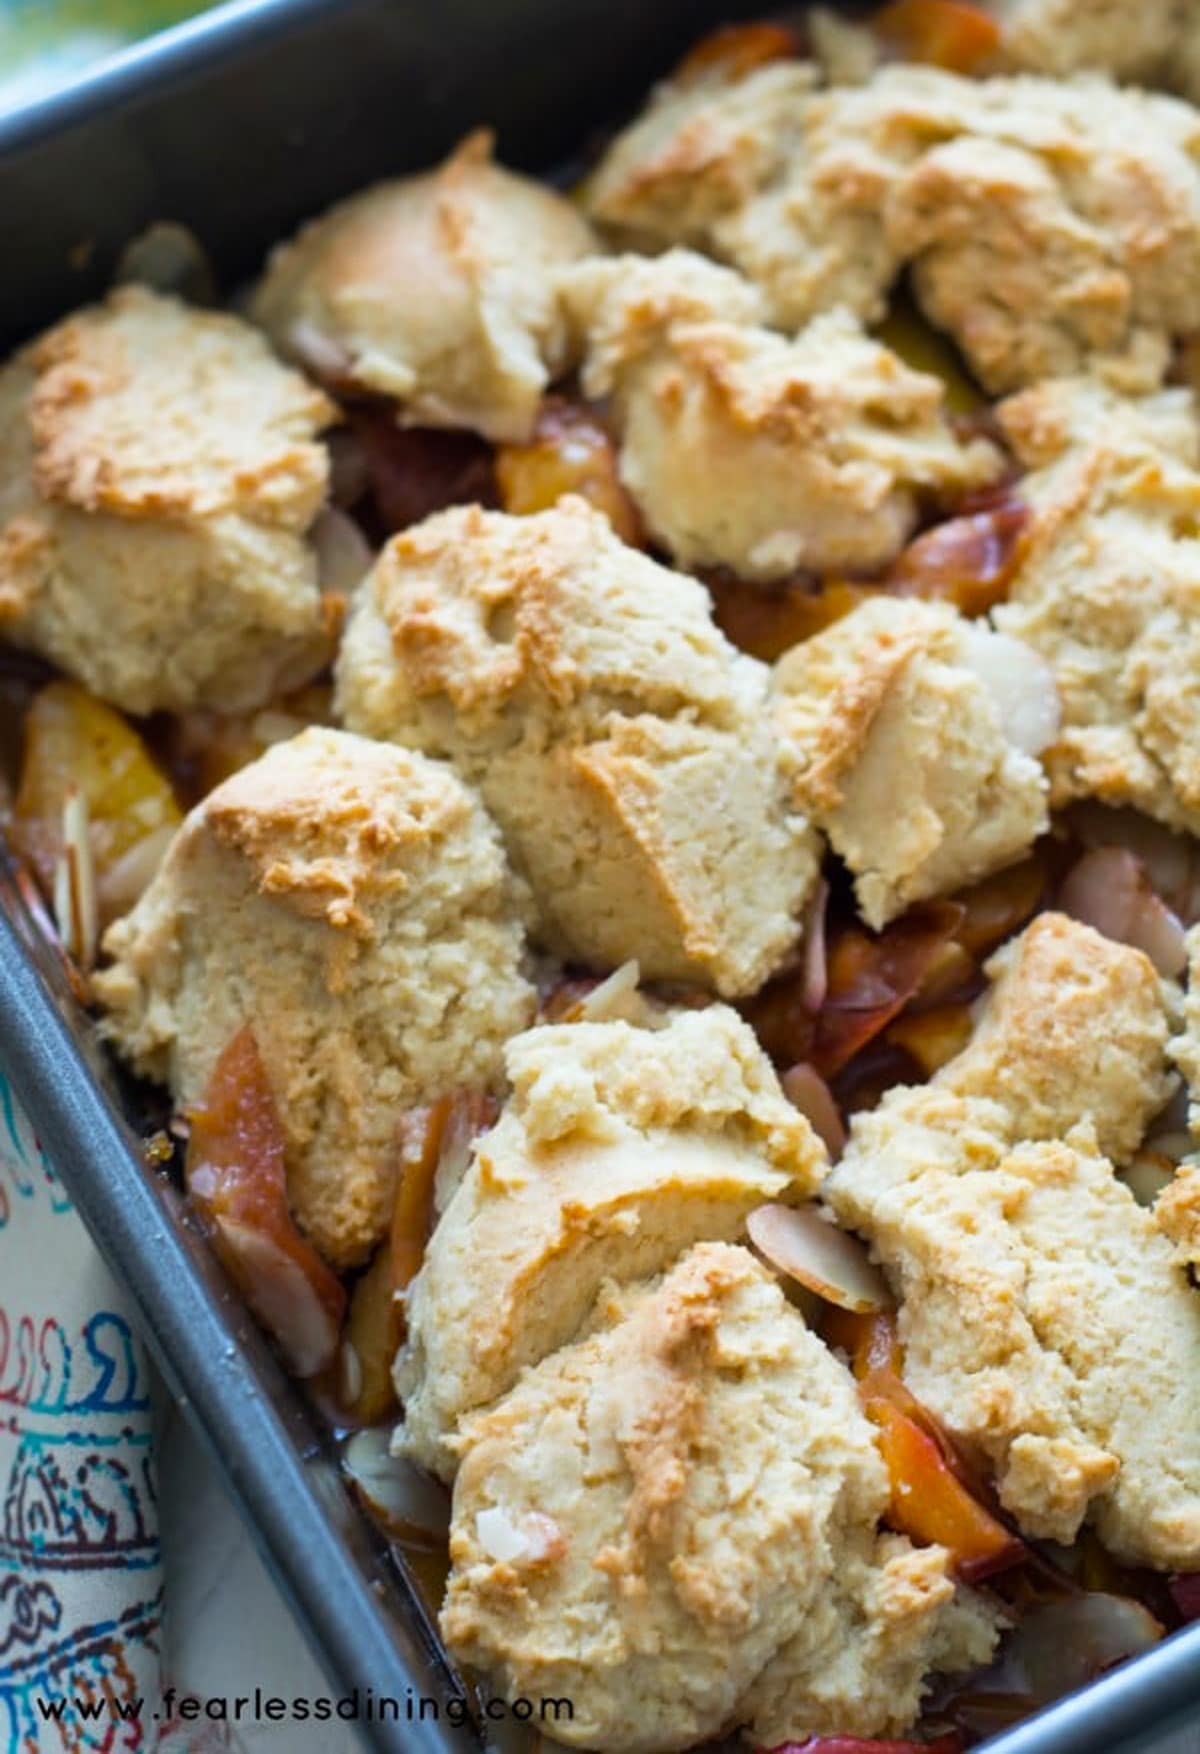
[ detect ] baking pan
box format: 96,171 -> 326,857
1,2 -> 1200,1750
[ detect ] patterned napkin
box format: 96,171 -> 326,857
0,1070 -> 163,1752
0,7 -> 253,1742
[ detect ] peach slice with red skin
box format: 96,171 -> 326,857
871,0 -> 1001,73
495,398 -> 643,545
826,1309 -> 1024,1580
675,19 -> 802,82
186,1026 -> 345,1377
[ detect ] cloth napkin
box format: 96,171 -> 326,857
0,1068 -> 163,1751
0,1069 -> 339,1754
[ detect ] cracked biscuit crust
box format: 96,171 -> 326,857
772,597 -> 1050,928
587,62 -> 1200,393
826,915 -> 1196,1570
561,253 -> 1002,580
336,497 -> 818,994
442,1242 -> 998,1753
252,131 -> 595,443
995,382 -> 1200,834
989,0 -> 1191,91
828,1087 -> 1200,1569
93,727 -> 534,1268
938,912 -> 1175,1161
0,286 -> 335,714
394,1007 -> 827,1480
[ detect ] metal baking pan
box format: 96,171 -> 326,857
1,2 -> 1199,1749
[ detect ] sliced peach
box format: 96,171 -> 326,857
824,1305 -> 904,1383
865,1396 -> 1024,1578
186,1026 -> 346,1377
745,902 -> 965,1076
885,1003 -> 973,1077
708,573 -> 875,662
887,499 -> 1030,619
350,407 -> 496,534
343,1244 -> 400,1424
14,680 -> 181,923
952,856 -> 1046,957
909,939 -> 978,1009
812,901 -> 967,1077
675,20 -> 802,83
872,0 -> 1002,72
826,1312 -> 1023,1578
827,1310 -> 1000,1498
495,398 -> 642,545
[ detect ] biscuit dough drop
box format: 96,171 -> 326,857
442,1242 -> 999,1753
994,375 -> 1200,836
251,131 -> 595,443
336,496 -> 819,994
0,287 -> 335,715
771,596 -> 1053,927
560,251 -> 1003,580
94,727 -> 535,1268
826,914 -> 1198,1571
587,60 -> 1200,392
394,1006 -> 827,1479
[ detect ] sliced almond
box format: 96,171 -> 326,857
572,959 -> 642,1023
1059,845 -> 1188,977
313,506 -> 374,598
343,1426 -> 449,1547
747,1201 -> 890,1313
780,1062 -> 845,1159
1008,1595 -> 1162,1704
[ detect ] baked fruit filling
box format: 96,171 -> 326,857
6,6 -> 1200,1748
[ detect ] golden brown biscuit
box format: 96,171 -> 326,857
93,727 -> 534,1267
938,912 -> 1175,1161
394,1006 -> 826,1479
772,597 -> 1053,928
584,61 -> 817,248
996,368 -> 1199,468
336,497 -> 819,994
827,913 -> 1192,1569
1156,1161 -> 1200,1267
587,63 -> 1200,392
442,1242 -> 999,1752
0,286 -> 335,715
989,0 -> 1185,90
827,1087 -> 1200,1569
251,131 -> 595,442
994,383 -> 1200,833
561,253 -> 1002,580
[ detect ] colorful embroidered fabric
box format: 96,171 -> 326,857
0,1070 -> 163,1752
